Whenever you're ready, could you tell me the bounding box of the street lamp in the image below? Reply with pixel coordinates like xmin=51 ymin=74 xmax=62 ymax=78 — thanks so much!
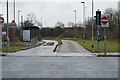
xmin=18 ymin=10 xmax=21 ymax=26
xmin=41 ymin=17 xmax=43 ymax=27
xmin=81 ymin=2 xmax=85 ymax=43
xmin=13 ymin=0 xmax=15 ymax=21
xmin=73 ymin=9 xmax=76 ymax=40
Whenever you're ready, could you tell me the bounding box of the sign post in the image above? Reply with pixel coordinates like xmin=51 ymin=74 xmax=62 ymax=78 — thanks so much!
xmin=101 ymin=16 xmax=109 ymax=55
xmin=96 ymin=9 xmax=101 ymax=53
xmin=10 ymin=20 xmax=16 ymax=49
xmin=0 ymin=17 xmax=4 ymax=52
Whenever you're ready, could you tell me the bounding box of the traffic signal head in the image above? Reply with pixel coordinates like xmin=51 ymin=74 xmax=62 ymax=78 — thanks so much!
xmin=96 ymin=10 xmax=101 ymax=26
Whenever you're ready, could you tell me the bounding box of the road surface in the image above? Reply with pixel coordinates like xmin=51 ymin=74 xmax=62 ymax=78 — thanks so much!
xmin=2 ymin=56 xmax=118 ymax=78
xmin=1 ymin=40 xmax=119 ymax=79
xmin=57 ymin=40 xmax=91 ymax=53
xmin=57 ymin=40 xmax=93 ymax=56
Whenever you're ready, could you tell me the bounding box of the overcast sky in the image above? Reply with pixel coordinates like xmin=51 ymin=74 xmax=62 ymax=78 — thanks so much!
xmin=0 ymin=0 xmax=119 ymax=27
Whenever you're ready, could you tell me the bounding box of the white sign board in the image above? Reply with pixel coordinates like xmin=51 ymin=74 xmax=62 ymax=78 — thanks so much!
xmin=23 ymin=30 xmax=30 ymax=41
xmin=2 ymin=32 xmax=6 ymax=36
xmin=101 ymin=23 xmax=109 ymax=28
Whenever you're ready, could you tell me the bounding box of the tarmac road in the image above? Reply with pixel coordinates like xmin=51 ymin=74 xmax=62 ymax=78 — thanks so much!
xmin=2 ymin=56 xmax=118 ymax=78
xmin=57 ymin=40 xmax=91 ymax=53
xmin=57 ymin=40 xmax=93 ymax=56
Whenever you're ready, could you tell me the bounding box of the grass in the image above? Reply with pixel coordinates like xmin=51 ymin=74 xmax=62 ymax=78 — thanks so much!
xmin=97 ymin=55 xmax=120 ymax=57
xmin=46 ymin=42 xmax=54 ymax=46
xmin=56 ymin=39 xmax=62 ymax=45
xmin=2 ymin=46 xmax=29 ymax=53
xmin=75 ymin=39 xmax=119 ymax=53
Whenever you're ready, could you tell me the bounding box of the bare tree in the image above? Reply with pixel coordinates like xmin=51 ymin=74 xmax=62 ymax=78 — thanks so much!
xmin=37 ymin=22 xmax=43 ymax=28
xmin=67 ymin=22 xmax=74 ymax=27
xmin=26 ymin=13 xmax=38 ymax=25
xmin=76 ymin=22 xmax=82 ymax=27
xmin=55 ymin=21 xmax=65 ymax=28
xmin=102 ymin=8 xmax=118 ymax=40
xmin=23 ymin=20 xmax=34 ymax=27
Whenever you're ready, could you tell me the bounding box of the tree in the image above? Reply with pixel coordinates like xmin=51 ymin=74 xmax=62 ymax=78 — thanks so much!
xmin=55 ymin=21 xmax=65 ymax=28
xmin=76 ymin=22 xmax=82 ymax=27
xmin=27 ymin=13 xmax=37 ymax=24
xmin=103 ymin=8 xmax=118 ymax=40
xmin=37 ymin=22 xmax=43 ymax=28
xmin=67 ymin=22 xmax=74 ymax=27
xmin=54 ymin=27 xmax=63 ymax=37
xmin=23 ymin=13 xmax=43 ymax=27
xmin=23 ymin=20 xmax=33 ymax=27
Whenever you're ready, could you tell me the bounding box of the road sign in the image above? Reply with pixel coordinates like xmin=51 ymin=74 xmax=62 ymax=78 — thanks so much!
xmin=101 ymin=23 xmax=109 ymax=27
xmin=101 ymin=16 xmax=108 ymax=24
xmin=10 ymin=20 xmax=16 ymax=26
xmin=0 ymin=17 xmax=4 ymax=24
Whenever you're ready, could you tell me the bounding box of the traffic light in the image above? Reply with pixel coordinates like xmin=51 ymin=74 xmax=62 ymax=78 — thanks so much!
xmin=96 ymin=10 xmax=101 ymax=26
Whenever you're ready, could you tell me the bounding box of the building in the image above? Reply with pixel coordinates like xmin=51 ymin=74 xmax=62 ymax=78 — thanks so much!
xmin=21 ymin=26 xmax=42 ymax=42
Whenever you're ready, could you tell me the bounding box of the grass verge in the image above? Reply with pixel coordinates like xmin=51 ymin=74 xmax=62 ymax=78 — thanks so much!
xmin=2 ymin=46 xmax=29 ymax=53
xmin=97 ymin=55 xmax=120 ymax=57
xmin=75 ymin=39 xmax=119 ymax=53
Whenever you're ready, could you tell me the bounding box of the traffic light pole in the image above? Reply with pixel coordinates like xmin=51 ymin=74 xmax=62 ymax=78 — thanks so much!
xmin=104 ymin=27 xmax=106 ymax=55
xmin=6 ymin=0 xmax=10 ymax=52
xmin=92 ymin=0 xmax=94 ymax=48
xmin=0 ymin=15 xmax=3 ymax=52
xmin=96 ymin=9 xmax=101 ymax=53
xmin=97 ymin=25 xmax=100 ymax=53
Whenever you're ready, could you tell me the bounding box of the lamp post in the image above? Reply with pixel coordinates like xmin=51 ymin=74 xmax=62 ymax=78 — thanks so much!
xmin=14 ymin=0 xmax=15 ymax=21
xmin=13 ymin=0 xmax=16 ymax=49
xmin=41 ymin=17 xmax=43 ymax=27
xmin=92 ymin=0 xmax=94 ymax=48
xmin=81 ymin=2 xmax=85 ymax=43
xmin=18 ymin=10 xmax=21 ymax=26
xmin=21 ymin=15 xmax=23 ymax=26
xmin=73 ymin=10 xmax=76 ymax=40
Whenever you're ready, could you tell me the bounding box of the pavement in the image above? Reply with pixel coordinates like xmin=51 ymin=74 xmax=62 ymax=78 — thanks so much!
xmin=6 ymin=40 xmax=94 ymax=57
xmin=7 ymin=40 xmax=58 ymax=57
